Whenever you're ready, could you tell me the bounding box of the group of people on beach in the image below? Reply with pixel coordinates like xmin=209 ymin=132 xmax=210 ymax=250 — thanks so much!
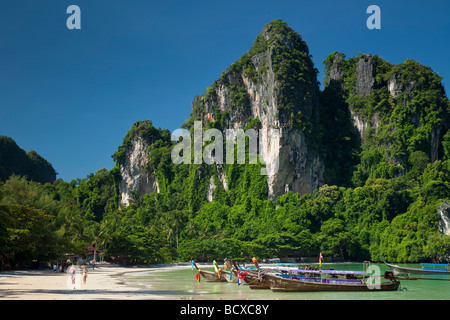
xmin=69 ymin=263 xmax=87 ymax=284
xmin=69 ymin=264 xmax=89 ymax=285
xmin=53 ymin=261 xmax=93 ymax=288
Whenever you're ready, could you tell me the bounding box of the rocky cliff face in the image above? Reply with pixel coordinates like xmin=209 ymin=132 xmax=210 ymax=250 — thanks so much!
xmin=117 ymin=136 xmax=159 ymax=206
xmin=324 ymin=52 xmax=449 ymax=168
xmin=114 ymin=120 xmax=162 ymax=207
xmin=190 ymin=20 xmax=324 ymax=200
xmin=438 ymin=200 xmax=450 ymax=236
xmin=325 ymin=53 xmax=381 ymax=143
xmin=116 ymin=21 xmax=449 ymax=207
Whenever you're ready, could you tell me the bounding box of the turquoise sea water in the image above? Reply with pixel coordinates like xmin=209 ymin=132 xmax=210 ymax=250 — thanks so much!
xmin=122 ymin=263 xmax=450 ymax=300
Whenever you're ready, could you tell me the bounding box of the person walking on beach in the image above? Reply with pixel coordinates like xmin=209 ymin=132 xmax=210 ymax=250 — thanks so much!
xmin=70 ymin=264 xmax=76 ymax=285
xmin=82 ymin=266 xmax=88 ymax=284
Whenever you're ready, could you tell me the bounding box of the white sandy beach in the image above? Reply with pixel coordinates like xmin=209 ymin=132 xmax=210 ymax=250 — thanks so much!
xmin=0 ymin=264 xmax=187 ymax=300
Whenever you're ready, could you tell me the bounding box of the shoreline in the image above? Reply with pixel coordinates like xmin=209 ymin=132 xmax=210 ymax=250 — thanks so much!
xmin=0 ymin=264 xmax=191 ymax=300
xmin=0 ymin=261 xmax=374 ymax=301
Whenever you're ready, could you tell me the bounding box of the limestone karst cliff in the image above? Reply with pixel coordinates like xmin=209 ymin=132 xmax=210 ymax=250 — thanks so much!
xmin=438 ymin=200 xmax=450 ymax=236
xmin=188 ymin=20 xmax=325 ymax=201
xmin=114 ymin=20 xmax=449 ymax=207
xmin=323 ymin=51 xmax=449 ymax=185
xmin=116 ymin=21 xmax=327 ymax=205
xmin=113 ymin=120 xmax=163 ymax=206
xmin=117 ymin=135 xmax=159 ymax=206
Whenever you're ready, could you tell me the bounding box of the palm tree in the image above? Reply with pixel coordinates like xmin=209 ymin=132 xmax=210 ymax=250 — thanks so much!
xmin=184 ymin=219 xmax=197 ymax=238
xmin=85 ymin=221 xmax=100 ymax=262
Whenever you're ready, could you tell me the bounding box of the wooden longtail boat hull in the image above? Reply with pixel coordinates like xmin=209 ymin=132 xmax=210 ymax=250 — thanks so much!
xmin=192 ymin=261 xmax=227 ymax=282
xmin=249 ymin=284 xmax=271 ymax=290
xmin=387 ymin=265 xmax=450 ymax=275
xmin=242 ymin=272 xmax=260 ymax=285
xmin=231 ymin=267 xmax=271 ymax=288
xmin=242 ymin=272 xmax=270 ymax=289
xmin=220 ymin=270 xmax=238 ymax=283
xmin=382 ymin=258 xmax=450 ymax=276
xmin=263 ymin=274 xmax=400 ymax=292
xmin=200 ymin=270 xmax=228 ymax=282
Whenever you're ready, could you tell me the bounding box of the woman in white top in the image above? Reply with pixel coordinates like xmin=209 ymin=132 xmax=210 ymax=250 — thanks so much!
xmin=82 ymin=266 xmax=88 ymax=284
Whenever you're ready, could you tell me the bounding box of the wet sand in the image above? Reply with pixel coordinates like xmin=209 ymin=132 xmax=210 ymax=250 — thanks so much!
xmin=0 ymin=264 xmax=188 ymax=300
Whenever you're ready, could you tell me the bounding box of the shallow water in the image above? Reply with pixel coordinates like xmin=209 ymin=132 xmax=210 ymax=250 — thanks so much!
xmin=122 ymin=263 xmax=450 ymax=300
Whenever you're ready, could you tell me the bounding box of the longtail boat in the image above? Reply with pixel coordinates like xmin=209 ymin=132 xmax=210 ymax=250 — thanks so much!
xmin=263 ymin=270 xmax=400 ymax=292
xmin=382 ymin=257 xmax=450 ymax=276
xmin=192 ymin=261 xmax=227 ymax=282
xmin=262 ymin=269 xmax=400 ymax=292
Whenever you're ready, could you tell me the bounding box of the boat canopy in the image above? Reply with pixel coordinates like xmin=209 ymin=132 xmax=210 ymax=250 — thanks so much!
xmin=292 ymin=269 xmax=366 ymax=275
xmin=240 ymin=265 xmax=366 ymax=275
xmin=268 ymin=258 xmax=281 ymax=262
xmin=420 ymin=263 xmax=448 ymax=272
xmin=263 ymin=266 xmax=365 ymax=275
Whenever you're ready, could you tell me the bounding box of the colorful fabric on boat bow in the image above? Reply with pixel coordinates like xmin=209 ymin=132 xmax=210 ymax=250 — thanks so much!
xmin=237 ymin=270 xmax=247 ymax=286
xmin=195 ymin=270 xmax=201 ymax=282
xmin=224 ymin=258 xmax=230 ymax=270
xmin=213 ymin=260 xmax=221 ymax=279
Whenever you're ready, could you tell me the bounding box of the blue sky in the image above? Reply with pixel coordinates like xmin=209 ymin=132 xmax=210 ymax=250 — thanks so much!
xmin=0 ymin=0 xmax=449 ymax=182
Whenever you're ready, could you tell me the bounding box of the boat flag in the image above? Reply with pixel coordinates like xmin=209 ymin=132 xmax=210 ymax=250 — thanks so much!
xmin=237 ymin=270 xmax=247 ymax=286
xmin=191 ymin=260 xmax=195 ymax=270
xmin=195 ymin=270 xmax=201 ymax=282
xmin=319 ymin=252 xmax=324 ymax=267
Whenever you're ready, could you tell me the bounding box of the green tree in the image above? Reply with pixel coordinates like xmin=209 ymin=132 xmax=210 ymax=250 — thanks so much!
xmin=317 ymin=218 xmax=359 ymax=260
